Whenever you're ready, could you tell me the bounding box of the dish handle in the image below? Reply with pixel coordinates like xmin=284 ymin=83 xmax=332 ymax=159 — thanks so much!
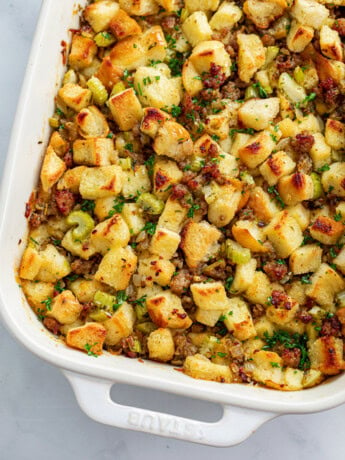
xmin=63 ymin=370 xmax=277 ymax=447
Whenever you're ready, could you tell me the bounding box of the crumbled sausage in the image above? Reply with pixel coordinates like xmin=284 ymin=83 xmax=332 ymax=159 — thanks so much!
xmin=55 ymin=189 xmax=76 ymax=216
xmin=263 ymin=261 xmax=288 ymax=281
xmin=281 ymin=348 xmax=301 ymax=368
xmin=43 ymin=317 xmax=61 ymax=335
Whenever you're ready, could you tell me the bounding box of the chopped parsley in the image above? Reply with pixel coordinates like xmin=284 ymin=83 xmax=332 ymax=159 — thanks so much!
xmin=262 ymin=330 xmax=310 ymax=370
xmin=54 ymin=281 xmax=65 ymax=293
xmin=229 ymin=128 xmax=255 ymax=137
xmin=225 ymin=276 xmax=234 ymax=290
xmin=113 ymin=291 xmax=128 ymax=311
xmin=81 ymin=200 xmax=95 ymax=213
xmin=131 ymin=295 xmax=147 ymax=307
xmin=267 ymin=186 xmax=285 ymax=209
xmin=108 ymin=196 xmax=125 ymax=217
xmin=301 ymin=274 xmax=312 ymax=285
xmin=252 ymin=82 xmax=268 ymax=98
xmin=334 ymin=213 xmax=342 ymax=222
xmin=144 ymin=155 xmax=155 ymax=177
xmin=84 ymin=343 xmax=99 ymax=358
xmin=187 ymin=200 xmax=201 ymax=218
xmin=141 ymin=221 xmax=157 ymax=235
xmin=41 ymin=297 xmax=53 ymax=311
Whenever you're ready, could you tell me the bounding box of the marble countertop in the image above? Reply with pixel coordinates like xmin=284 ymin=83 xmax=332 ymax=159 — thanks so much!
xmin=0 ymin=1 xmax=344 ymax=459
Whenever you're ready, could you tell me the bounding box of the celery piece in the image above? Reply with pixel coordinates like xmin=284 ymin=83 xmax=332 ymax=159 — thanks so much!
xmin=278 ymin=72 xmax=306 ymax=104
xmin=49 ymin=117 xmax=60 ymax=128
xmin=137 ymin=193 xmax=164 ymax=215
xmin=202 ymin=259 xmax=226 ymax=277
xmin=180 ymin=7 xmax=189 ymax=22
xmin=63 ymin=69 xmax=77 ymax=85
xmin=190 ymin=156 xmax=205 ymax=172
xmin=67 ymin=210 xmax=95 ymax=241
xmin=245 ymin=86 xmax=259 ymax=100
xmin=311 ymin=172 xmax=323 ymax=199
xmin=225 ymin=239 xmax=251 ymax=264
xmin=264 ymin=46 xmax=279 ymax=69
xmin=119 ymin=157 xmax=132 ymax=171
xmin=94 ymin=291 xmax=116 ymax=310
xmin=111 ymin=81 xmax=126 ymax=96
xmin=89 ymin=309 xmax=111 ymax=322
xmin=135 ymin=303 xmax=149 ymax=323
xmin=87 ymin=76 xmax=108 ymax=106
xmin=136 ymin=322 xmax=157 ymax=334
xmin=94 ymin=31 xmax=116 ymax=47
xmin=293 ymin=66 xmax=305 ymax=86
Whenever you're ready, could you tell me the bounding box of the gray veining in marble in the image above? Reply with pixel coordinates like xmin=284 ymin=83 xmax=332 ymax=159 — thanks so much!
xmin=0 ymin=2 xmax=344 ymax=459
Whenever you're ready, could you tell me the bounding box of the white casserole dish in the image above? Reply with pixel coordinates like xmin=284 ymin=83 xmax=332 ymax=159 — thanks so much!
xmin=1 ymin=0 xmax=345 ymax=447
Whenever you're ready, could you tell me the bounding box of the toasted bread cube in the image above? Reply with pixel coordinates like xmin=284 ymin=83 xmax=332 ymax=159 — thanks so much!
xmin=140 ymin=107 xmax=172 ymax=138
xmin=147 ymin=328 xmax=175 ymax=362
xmin=103 ymin=302 xmax=136 ymax=346
xmin=195 ymin=308 xmax=223 ymax=327
xmin=217 ymin=152 xmax=239 ymax=178
xmin=46 ymin=290 xmax=82 ymax=325
xmin=189 ymin=40 xmax=231 ymax=76
xmin=321 ymin=162 xmax=345 ymax=198
xmin=108 ymin=89 xmax=143 ymax=131
xmin=315 ymin=52 xmax=345 ymax=85
xmin=146 ymin=291 xmax=192 ymax=329
xmin=283 ymin=368 xmax=304 ymax=391
xmin=309 ymin=133 xmax=331 ymax=170
xmin=237 ymin=33 xmax=265 ymax=83
xmin=61 ymin=230 xmax=97 ymax=260
xmin=306 ymin=263 xmax=345 ymax=308
xmin=251 ymin=350 xmax=284 ymax=388
xmin=185 ymin=0 xmax=220 ymax=12
xmin=119 ymin=0 xmax=159 ymax=15
xmin=95 ymin=246 xmax=137 ymax=289
xmin=325 ymin=119 xmax=345 ymax=150
xmin=238 ymin=130 xmax=276 ymax=168
xmin=259 ymin=151 xmax=296 ymax=186
xmin=68 ymin=35 xmax=97 ymax=70
xmin=266 ymin=295 xmax=299 ymax=325
xmin=58 ymin=83 xmax=91 ymax=112
xmin=90 ymin=214 xmax=130 ymax=254
xmin=309 ymin=216 xmax=344 ymax=245
xmin=153 ymin=159 xmax=183 ymax=201
xmin=223 ymin=297 xmax=256 ymax=340
xmin=181 ymin=220 xmax=221 ymax=268
xmin=184 ymin=354 xmax=232 ymax=383
xmin=210 ymin=2 xmax=242 ymax=30
xmin=248 ymin=187 xmax=279 ymax=222
xmin=191 ymin=282 xmax=228 ymax=311
xmin=334 ymin=247 xmax=345 ymax=275
xmin=289 ymin=244 xmax=322 ymax=275
xmin=244 ymin=271 xmax=272 ymax=305
xmin=19 ymin=247 xmax=43 ymax=280
xmin=278 ymin=172 xmax=314 ymax=206
xmin=158 ymin=197 xmax=188 ymax=233
xmin=66 ymin=322 xmax=107 ymax=355
xmin=40 ymin=146 xmax=66 ymax=192
xmin=182 ymin=12 xmax=212 ymax=47
xmin=95 ymin=57 xmax=123 ymax=91
xmin=287 ymin=21 xmax=314 ymax=53
xmin=138 ymin=256 xmax=175 ymax=287
xmin=79 ymin=165 xmax=124 ymax=200
xmin=232 ymin=220 xmax=269 ymax=253
xmin=320 ymin=25 xmax=343 ymax=61
xmin=204 ymin=107 xmax=233 ymax=141
xmin=265 ymin=211 xmax=303 ymax=258
xmin=243 ymin=0 xmax=287 ymax=29
xmin=290 ymin=0 xmax=329 ymax=29
xmin=37 ymin=244 xmax=71 ymax=282
xmin=302 ymin=369 xmax=324 ymax=389
xmin=336 ymin=202 xmax=345 ymax=220
xmin=122 ymin=165 xmax=151 ymax=199
xmin=48 ymin=131 xmax=69 ymax=157
xmin=73 ymin=138 xmax=113 ymax=166
xmin=254 ymin=316 xmax=276 ymax=339
xmin=155 ymin=0 xmax=179 ymax=11
xmin=76 ymin=105 xmax=109 ymax=139
xmin=69 ymin=278 xmax=106 ymax=303
xmin=238 ymin=98 xmax=280 ymax=131
xmin=204 ymin=182 xmax=242 ymax=227
xmin=150 ymin=228 xmax=181 ymax=259
xmin=287 ymin=203 xmax=310 ymax=231
xmin=310 ymin=336 xmax=345 ymax=375
xmin=84 ymin=1 xmax=119 ymax=32
xmin=231 ymin=258 xmax=257 ymax=294
xmin=182 ymin=60 xmax=203 ymax=96
xmin=122 ymin=203 xmax=145 ymax=236
xmin=153 ymin=121 xmax=193 ymax=162
xmin=21 ymin=280 xmax=55 ymax=313
xmin=57 ymin=166 xmax=87 ymax=193
xmin=109 ymin=8 xmax=141 ymax=39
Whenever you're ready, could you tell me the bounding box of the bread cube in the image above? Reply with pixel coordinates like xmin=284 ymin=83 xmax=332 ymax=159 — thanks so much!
xmin=238 ymin=98 xmax=280 ymax=131
xmin=310 ymin=216 xmax=344 ymax=245
xmin=73 ymin=138 xmax=113 ymax=166
xmin=306 ymin=263 xmax=345 ymax=308
xmin=265 ymin=211 xmax=303 ymax=257
xmin=153 ymin=159 xmax=183 ymax=201
xmin=108 ymin=88 xmax=143 ymax=131
xmin=238 ymin=130 xmax=276 ymax=168
xmin=68 ymin=35 xmax=97 ymax=70
xmin=287 ymin=203 xmax=310 ymax=231
xmin=90 ymin=215 xmax=130 ymax=254
xmin=138 ymin=256 xmax=175 ymax=286
xmin=302 ymin=369 xmax=324 ymax=389
xmin=232 ymin=220 xmax=269 ymax=253
xmin=69 ymin=278 xmax=106 ymax=303
xmin=248 ymin=187 xmax=279 ymax=222
xmin=195 ymin=308 xmax=223 ymax=327
xmin=95 ymin=57 xmax=123 ymax=91
xmin=244 ymin=271 xmax=272 ymax=305
xmin=122 ymin=203 xmax=145 ymax=236
xmin=254 ymin=316 xmax=276 ymax=339
xmin=321 ymin=162 xmax=345 ymax=198
xmin=140 ymin=107 xmax=172 ymax=138
xmin=122 ymin=165 xmax=151 ymax=199
xmin=37 ymin=244 xmax=71 ymax=282
xmin=79 ymin=165 xmax=124 ymax=200
xmin=315 ymin=52 xmax=345 ymax=85
xmin=191 ymin=282 xmax=228 ymax=311
xmin=66 ymin=322 xmax=107 ymax=355
xmin=94 ymin=196 xmax=120 ymax=219
xmin=76 ymin=105 xmax=109 ymax=139
xmin=334 ymin=247 xmax=345 ymax=275
xmin=223 ymin=297 xmax=256 ymax=340
xmin=182 ymin=12 xmax=212 ymax=47
xmin=153 ymin=121 xmax=193 ymax=162
xmin=146 ymin=291 xmax=192 ymax=329
xmin=204 ymin=107 xmax=233 ymax=140
xmin=119 ymin=0 xmax=159 ymax=15
xmin=182 ymin=60 xmax=203 ymax=96
xmin=289 ymin=244 xmax=322 ymax=275
xmin=183 ymin=354 xmax=232 ymax=383
xmin=48 ymin=131 xmax=69 ymax=157
xmin=320 ymin=25 xmax=343 ymax=61
xmin=103 ymin=302 xmax=136 ymax=346
xmin=209 ymin=2 xmax=242 ymax=30
xmin=40 ymin=146 xmax=66 ymax=193
xmin=310 ymin=133 xmax=331 ymax=170
xmin=46 ymin=290 xmax=82 ymax=325
xmin=57 ymin=166 xmax=87 ymax=193
xmin=58 ymin=83 xmax=91 ymax=112
xmin=109 ymin=8 xmax=141 ymax=39
xmin=290 ymin=0 xmax=329 ymax=29
xmin=189 ymin=41 xmax=231 ymax=77
xmin=310 ymin=336 xmax=345 ymax=375
xmin=84 ymin=1 xmax=119 ymax=32
xmin=150 ymin=228 xmax=181 ymax=259
xmin=21 ymin=280 xmax=55 ymax=313
xmin=287 ymin=21 xmax=314 ymax=53
xmin=95 ymin=246 xmax=137 ymax=289
xmin=278 ymin=172 xmax=314 ymax=206
xmin=61 ymin=230 xmax=97 ymax=260
xmin=251 ymin=350 xmax=284 ymax=388
xmin=237 ymin=34 xmax=265 ymax=83
xmin=266 ymin=294 xmax=299 ymax=325
xmin=325 ymin=119 xmax=345 ymax=150
xmin=19 ymin=247 xmax=43 ymax=280
xmin=184 ymin=0 xmax=220 ymax=12
xmin=204 ymin=182 xmax=242 ymax=227
xmin=259 ymin=151 xmax=296 ymax=186
xmin=231 ymin=258 xmax=257 ymax=294
xmin=181 ymin=220 xmax=221 ymax=268
xmin=147 ymin=328 xmax=175 ymax=362
xmin=243 ymin=0 xmax=287 ymax=29
xmin=158 ymin=197 xmax=188 ymax=233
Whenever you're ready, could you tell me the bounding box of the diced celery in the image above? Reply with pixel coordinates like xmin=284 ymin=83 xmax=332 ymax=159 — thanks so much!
xmin=135 ymin=303 xmax=149 ymax=323
xmin=202 ymin=259 xmax=226 ymax=276
xmin=278 ymin=72 xmax=306 ymax=104
xmin=180 ymin=7 xmax=189 ymax=22
xmin=49 ymin=117 xmax=60 ymax=128
xmin=264 ymin=46 xmax=279 ymax=69
xmin=311 ymin=172 xmax=323 ymax=199
xmin=87 ymin=76 xmax=108 ymax=105
xmin=293 ymin=66 xmax=305 ymax=86
xmin=245 ymin=86 xmax=259 ymax=100
xmin=190 ymin=156 xmax=205 ymax=172
xmin=119 ymin=157 xmax=132 ymax=171
xmin=94 ymin=31 xmax=116 ymax=47
xmin=94 ymin=291 xmax=116 ymax=309
xmin=240 ymin=171 xmax=255 ymax=185
xmin=137 ymin=193 xmax=164 ymax=215
xmin=67 ymin=211 xmax=95 ymax=241
xmin=89 ymin=309 xmax=111 ymax=322
xmin=136 ymin=322 xmax=157 ymax=334
xmin=63 ymin=69 xmax=77 ymax=85
xmin=225 ymin=239 xmax=251 ymax=264
xmin=111 ymin=81 xmax=126 ymax=96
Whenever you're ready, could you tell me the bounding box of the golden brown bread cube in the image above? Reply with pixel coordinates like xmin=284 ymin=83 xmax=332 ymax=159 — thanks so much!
xmin=204 ymin=182 xmax=242 ymax=227
xmin=278 ymin=172 xmax=314 ymax=206
xmin=121 ymin=165 xmax=151 ymax=199
xmin=265 ymin=210 xmax=303 ymax=258
xmin=181 ymin=12 xmax=212 ymax=47
xmin=238 ymin=130 xmax=276 ymax=169
xmin=76 ymin=106 xmax=110 ymax=138
xmin=259 ymin=151 xmax=296 ymax=186
xmin=320 ymin=25 xmax=343 ymax=61
xmin=309 ymin=133 xmax=331 ymax=171
xmin=108 ymin=88 xmax=143 ymax=131
xmin=189 ymin=40 xmax=231 ymax=77
xmin=309 ymin=215 xmax=344 ymax=245
xmin=231 ymin=258 xmax=257 ymax=293
xmin=146 ymin=291 xmax=192 ymax=329
xmin=69 ymin=278 xmax=107 ymax=303
xmin=244 ymin=271 xmax=272 ymax=305
xmin=57 ymin=166 xmax=87 ymax=193
xmin=289 ymin=244 xmax=322 ymax=275
xmin=19 ymin=247 xmax=43 ymax=280
xmin=286 ymin=21 xmax=314 ymax=53
xmin=21 ymin=281 xmax=55 ymax=314
xmin=266 ymin=295 xmax=299 ymax=325
xmin=58 ymin=83 xmax=92 ymax=112
xmin=153 ymin=121 xmax=193 ymax=162
xmin=138 ymin=256 xmax=175 ymax=287
xmin=305 ymin=263 xmax=345 ymax=308
xmin=66 ymin=322 xmax=107 ymax=355
xmin=153 ymin=159 xmax=183 ymax=201
xmin=325 ymin=119 xmax=345 ymax=150
xmin=103 ymin=302 xmax=136 ymax=346
xmin=140 ymin=107 xmax=172 ymax=138
xmin=95 ymin=57 xmax=123 ymax=91
xmin=95 ymin=246 xmax=137 ymax=290
xmin=185 ymin=0 xmax=220 ymax=12
xmin=119 ymin=0 xmax=159 ymax=15
xmin=68 ymin=35 xmax=98 ymax=70
xmin=209 ymin=2 xmax=242 ymax=30
xmin=84 ymin=1 xmax=120 ymax=32
xmin=147 ymin=328 xmax=175 ymax=362
xmin=149 ymin=227 xmax=181 ymax=259
xmin=223 ymin=297 xmax=256 ymax=340
xmin=90 ymin=214 xmax=130 ymax=254
xmin=287 ymin=203 xmax=311 ymax=231
xmin=40 ymin=146 xmax=66 ymax=192
xmin=79 ymin=165 xmax=124 ymax=200
xmin=321 ymin=162 xmax=345 ymax=198
xmin=191 ymin=282 xmax=228 ymax=311
xmin=36 ymin=244 xmax=71 ymax=283
xmin=73 ymin=138 xmax=113 ymax=166
xmin=46 ymin=290 xmax=83 ymax=325
xmin=237 ymin=33 xmax=265 ymax=83
xmin=248 ymin=187 xmax=279 ymax=223
xmin=184 ymin=354 xmax=232 ymax=383
xmin=48 ymin=131 xmax=69 ymax=157
xmin=182 ymin=60 xmax=203 ymax=96
xmin=195 ymin=308 xmax=223 ymax=327
xmin=61 ymin=230 xmax=97 ymax=260
xmin=238 ymin=98 xmax=280 ymax=131
xmin=109 ymin=8 xmax=142 ymax=39
xmin=309 ymin=336 xmax=345 ymax=375
xmin=290 ymin=0 xmax=329 ymax=29
xmin=232 ymin=220 xmax=269 ymax=253
xmin=243 ymin=0 xmax=287 ymax=29
xmin=157 ymin=196 xmax=188 ymax=233
xmin=334 ymin=247 xmax=345 ymax=275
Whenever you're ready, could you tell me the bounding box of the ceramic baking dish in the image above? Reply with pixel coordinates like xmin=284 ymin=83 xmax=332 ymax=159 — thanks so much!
xmin=1 ymin=0 xmax=345 ymax=447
